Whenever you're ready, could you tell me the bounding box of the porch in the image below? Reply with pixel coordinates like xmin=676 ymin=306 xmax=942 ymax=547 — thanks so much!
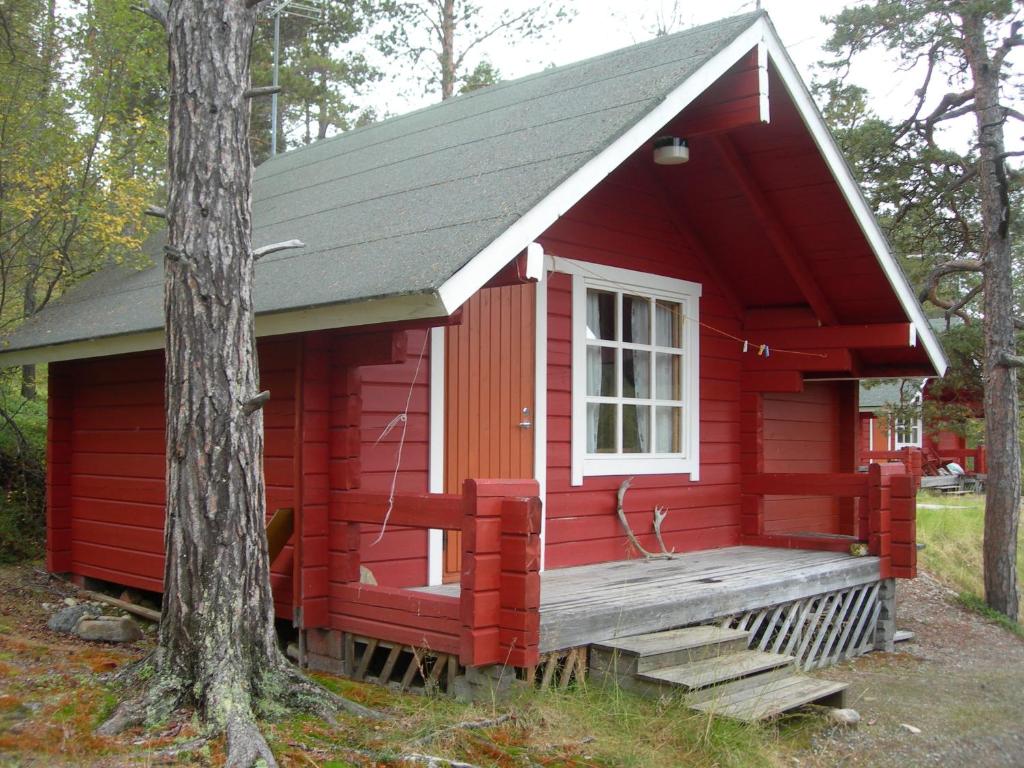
xmin=424 ymin=545 xmax=881 ymax=653
xmin=321 ymin=467 xmax=914 ymax=672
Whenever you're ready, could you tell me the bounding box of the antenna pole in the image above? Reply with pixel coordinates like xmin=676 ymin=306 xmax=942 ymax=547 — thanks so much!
xmin=271 ymin=11 xmax=280 ymax=157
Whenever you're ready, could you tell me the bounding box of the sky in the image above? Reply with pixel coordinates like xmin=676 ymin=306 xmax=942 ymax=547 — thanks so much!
xmin=355 ymin=0 xmax=1021 ymax=157
xmin=375 ymin=1 xmax=913 ymax=118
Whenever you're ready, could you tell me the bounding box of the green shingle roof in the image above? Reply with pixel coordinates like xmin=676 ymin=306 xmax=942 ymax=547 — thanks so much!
xmin=0 ymin=12 xmax=762 ymax=359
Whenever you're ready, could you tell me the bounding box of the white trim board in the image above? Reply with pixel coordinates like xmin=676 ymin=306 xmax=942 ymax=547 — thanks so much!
xmin=533 ymin=267 xmax=549 ymax=571
xmin=427 ymin=325 xmax=446 ymax=586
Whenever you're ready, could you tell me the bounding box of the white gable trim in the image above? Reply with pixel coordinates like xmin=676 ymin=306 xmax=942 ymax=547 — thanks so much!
xmin=760 ymin=29 xmax=947 ymax=376
xmin=436 ymin=15 xmax=946 ymax=377
xmin=436 ymin=21 xmax=767 ymax=315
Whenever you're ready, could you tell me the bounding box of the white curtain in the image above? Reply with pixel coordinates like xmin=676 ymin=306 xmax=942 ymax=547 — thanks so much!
xmin=656 ymin=301 xmax=675 ymax=347
xmin=586 ymin=291 xmax=601 ymax=452
xmin=630 ymin=299 xmax=649 ymax=452
xmin=656 ymin=407 xmax=674 ymax=453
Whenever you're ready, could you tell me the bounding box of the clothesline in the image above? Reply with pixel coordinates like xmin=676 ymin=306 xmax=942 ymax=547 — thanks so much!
xmin=564 ymin=258 xmax=829 ymax=360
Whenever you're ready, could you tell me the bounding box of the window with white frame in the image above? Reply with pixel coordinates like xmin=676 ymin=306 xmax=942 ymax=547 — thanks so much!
xmin=563 ymin=259 xmax=701 ymax=485
xmin=893 ymin=416 xmax=921 ymax=448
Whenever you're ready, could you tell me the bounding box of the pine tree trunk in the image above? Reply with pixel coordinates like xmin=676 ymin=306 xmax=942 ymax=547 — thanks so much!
xmin=963 ymin=11 xmax=1021 ymax=621
xmin=440 ymin=0 xmax=455 ymax=99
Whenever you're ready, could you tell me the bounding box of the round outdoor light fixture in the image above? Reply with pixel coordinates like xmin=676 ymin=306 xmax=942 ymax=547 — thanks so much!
xmin=653 ymin=136 xmax=689 ymax=165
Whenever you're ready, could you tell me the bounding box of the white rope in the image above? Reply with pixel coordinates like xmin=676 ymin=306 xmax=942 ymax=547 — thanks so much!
xmin=371 ymin=333 xmax=429 ymax=546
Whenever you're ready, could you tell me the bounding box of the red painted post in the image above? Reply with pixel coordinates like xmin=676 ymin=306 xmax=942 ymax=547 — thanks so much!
xmin=459 ymin=479 xmax=503 ymax=666
xmin=889 ymin=474 xmax=917 ymax=579
xmin=299 ymin=332 xmax=331 ymax=628
xmin=975 ymin=444 xmax=987 ymax=474
xmin=459 ymin=478 xmax=540 ymax=668
xmin=499 ymin=494 xmax=542 ymax=668
xmin=866 ymin=463 xmax=892 ymax=579
xmin=46 ymin=362 xmax=74 ymax=573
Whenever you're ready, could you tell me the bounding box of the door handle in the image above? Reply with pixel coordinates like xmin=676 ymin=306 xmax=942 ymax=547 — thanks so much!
xmin=518 ymin=407 xmax=533 ymax=429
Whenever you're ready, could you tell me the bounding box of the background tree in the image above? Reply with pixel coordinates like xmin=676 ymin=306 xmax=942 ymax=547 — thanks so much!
xmin=250 ymin=2 xmax=382 ymax=163
xmin=96 ymin=3 xmax=374 ymax=766
xmin=823 ymin=0 xmax=1023 ymax=618
xmin=379 ymin=0 xmax=573 ymax=100
xmin=0 ymin=0 xmax=165 ymax=397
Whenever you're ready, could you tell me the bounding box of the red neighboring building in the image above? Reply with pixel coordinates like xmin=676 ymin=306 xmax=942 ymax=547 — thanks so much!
xmin=1 ymin=13 xmax=945 ymax=688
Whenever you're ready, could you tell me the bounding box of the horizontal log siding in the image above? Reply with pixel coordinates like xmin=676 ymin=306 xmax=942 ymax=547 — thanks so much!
xmin=65 ymin=339 xmax=299 ymax=617
xmin=539 ymin=157 xmax=743 ymax=569
xmin=347 ymin=328 xmax=431 ymax=587
xmin=762 ymin=382 xmax=840 ymax=535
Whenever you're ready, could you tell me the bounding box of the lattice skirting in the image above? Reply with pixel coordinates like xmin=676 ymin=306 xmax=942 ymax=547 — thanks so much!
xmin=718 ymin=580 xmax=882 ymax=670
xmin=520 ymin=647 xmax=588 ymax=690
xmin=343 ymin=635 xmax=461 ymax=694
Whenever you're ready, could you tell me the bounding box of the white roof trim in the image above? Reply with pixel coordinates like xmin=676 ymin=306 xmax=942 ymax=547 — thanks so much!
xmin=436 ymin=21 xmax=767 ymax=315
xmin=0 ymin=291 xmax=447 ymax=367
xmin=760 ymin=27 xmax=947 ymax=376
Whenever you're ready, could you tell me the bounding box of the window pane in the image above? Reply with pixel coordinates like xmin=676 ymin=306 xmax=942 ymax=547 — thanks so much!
xmin=622 ymin=404 xmax=650 ymax=453
xmin=586 ymin=289 xmax=616 ymax=341
xmin=656 ymin=406 xmax=682 ymax=453
xmin=587 ymin=346 xmax=617 ymax=396
xmin=656 ymin=300 xmax=682 ymax=348
xmin=622 ymin=294 xmax=650 ymax=344
xmin=587 ymin=403 xmax=617 ymax=453
xmin=622 ymin=349 xmax=650 ymax=398
xmin=656 ymin=353 xmax=682 ymax=400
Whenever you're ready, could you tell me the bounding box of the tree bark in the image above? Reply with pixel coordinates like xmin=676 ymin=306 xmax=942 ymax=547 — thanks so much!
xmin=97 ymin=2 xmax=381 ymax=765
xmin=962 ymin=10 xmax=1020 ymax=621
xmin=440 ymin=0 xmax=455 ymax=100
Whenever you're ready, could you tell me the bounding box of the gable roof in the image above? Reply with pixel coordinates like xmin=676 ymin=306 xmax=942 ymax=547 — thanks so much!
xmin=0 ymin=11 xmax=947 ymax=376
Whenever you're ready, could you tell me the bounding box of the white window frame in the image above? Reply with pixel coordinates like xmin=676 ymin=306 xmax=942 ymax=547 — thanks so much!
xmin=892 ymin=415 xmax=922 ymax=449
xmin=554 ymin=257 xmax=701 ymax=486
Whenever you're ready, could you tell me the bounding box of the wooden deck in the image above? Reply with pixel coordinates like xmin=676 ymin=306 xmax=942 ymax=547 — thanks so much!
xmin=423 ymin=546 xmax=880 ymax=652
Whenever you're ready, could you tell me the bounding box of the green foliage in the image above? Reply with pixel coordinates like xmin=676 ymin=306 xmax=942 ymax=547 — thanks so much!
xmin=0 ymin=0 xmax=166 ymax=336
xmin=250 ymin=3 xmax=383 ymax=163
xmin=0 ymin=371 xmax=46 ymax=563
xmin=459 ymin=58 xmax=500 ymax=94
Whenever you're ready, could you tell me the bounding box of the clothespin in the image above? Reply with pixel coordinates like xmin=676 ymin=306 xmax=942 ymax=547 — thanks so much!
xmin=742 ymin=340 xmax=749 ymax=353
xmin=765 ymin=345 xmax=770 ymax=358
xmin=758 ymin=344 xmax=766 ymax=356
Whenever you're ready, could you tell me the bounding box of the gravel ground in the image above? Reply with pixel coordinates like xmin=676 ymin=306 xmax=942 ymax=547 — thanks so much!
xmin=797 ymin=571 xmax=1024 ymax=768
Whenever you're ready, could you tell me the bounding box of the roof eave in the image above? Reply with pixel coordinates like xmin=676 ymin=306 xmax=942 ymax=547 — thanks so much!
xmin=760 ymin=24 xmax=948 ymax=378
xmin=0 ymin=290 xmax=448 ymax=367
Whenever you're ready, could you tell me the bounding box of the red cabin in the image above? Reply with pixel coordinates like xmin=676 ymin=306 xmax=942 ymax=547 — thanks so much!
xmin=1 ymin=13 xmax=945 ymax=701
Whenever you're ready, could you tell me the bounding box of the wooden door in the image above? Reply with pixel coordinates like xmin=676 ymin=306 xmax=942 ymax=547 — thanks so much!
xmin=443 ymin=283 xmax=536 ymax=582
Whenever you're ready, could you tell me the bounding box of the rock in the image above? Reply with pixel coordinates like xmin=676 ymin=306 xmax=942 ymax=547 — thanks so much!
xmin=74 ymin=615 xmax=143 ymax=643
xmin=62 ymin=597 xmax=77 ymax=607
xmin=901 ymin=723 xmax=922 ymax=735
xmin=828 ymin=708 xmax=861 ymax=727
xmin=47 ymin=604 xmax=99 ymax=634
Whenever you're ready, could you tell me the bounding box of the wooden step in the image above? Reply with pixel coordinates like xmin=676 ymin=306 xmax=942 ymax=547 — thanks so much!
xmin=691 ymin=675 xmax=848 ymax=722
xmin=638 ymin=650 xmax=795 ymax=690
xmin=592 ymin=625 xmax=749 ymax=673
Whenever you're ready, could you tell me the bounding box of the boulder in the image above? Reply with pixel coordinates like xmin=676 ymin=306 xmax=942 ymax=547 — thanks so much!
xmin=47 ymin=604 xmax=99 ymax=634
xmin=74 ymin=615 xmax=143 ymax=643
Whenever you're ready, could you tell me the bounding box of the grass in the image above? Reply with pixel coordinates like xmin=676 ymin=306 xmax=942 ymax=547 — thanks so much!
xmin=264 ymin=673 xmax=809 ymax=768
xmin=917 ymin=490 xmax=1024 ymax=624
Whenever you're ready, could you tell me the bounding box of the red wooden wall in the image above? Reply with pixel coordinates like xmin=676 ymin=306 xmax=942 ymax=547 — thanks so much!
xmin=761 ymin=383 xmax=841 ymax=534
xmin=351 ymin=328 xmax=431 ymax=586
xmin=539 ymin=155 xmax=745 ymax=569
xmin=51 ymin=338 xmax=299 ymax=618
